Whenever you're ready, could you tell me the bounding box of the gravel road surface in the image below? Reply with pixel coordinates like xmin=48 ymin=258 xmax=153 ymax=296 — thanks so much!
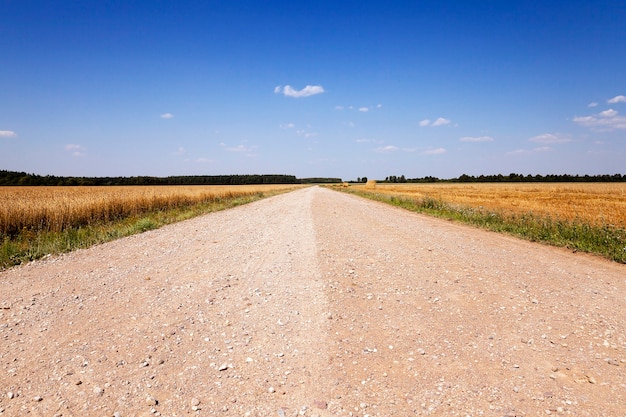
xmin=1 ymin=186 xmax=625 ymax=416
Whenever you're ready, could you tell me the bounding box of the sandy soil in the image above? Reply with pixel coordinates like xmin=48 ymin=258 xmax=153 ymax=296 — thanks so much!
xmin=1 ymin=186 xmax=625 ymax=416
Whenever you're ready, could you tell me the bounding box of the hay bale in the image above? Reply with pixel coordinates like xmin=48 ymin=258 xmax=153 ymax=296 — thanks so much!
xmin=365 ymin=180 xmax=377 ymax=189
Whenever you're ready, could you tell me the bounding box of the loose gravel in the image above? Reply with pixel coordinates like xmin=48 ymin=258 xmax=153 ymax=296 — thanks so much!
xmin=1 ymin=186 xmax=624 ymax=416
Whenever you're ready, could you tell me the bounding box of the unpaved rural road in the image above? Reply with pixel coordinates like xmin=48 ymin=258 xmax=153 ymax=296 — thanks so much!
xmin=1 ymin=187 xmax=625 ymax=417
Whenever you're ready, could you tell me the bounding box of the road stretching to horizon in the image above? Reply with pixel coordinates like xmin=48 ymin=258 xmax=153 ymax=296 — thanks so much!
xmin=1 ymin=186 xmax=625 ymax=416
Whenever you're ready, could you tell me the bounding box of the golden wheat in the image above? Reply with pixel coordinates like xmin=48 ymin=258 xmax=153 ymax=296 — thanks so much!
xmin=352 ymin=183 xmax=626 ymax=228
xmin=0 ymin=185 xmax=302 ymax=236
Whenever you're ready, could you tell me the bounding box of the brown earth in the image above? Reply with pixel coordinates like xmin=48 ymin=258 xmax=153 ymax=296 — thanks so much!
xmin=1 ymin=186 xmax=625 ymax=416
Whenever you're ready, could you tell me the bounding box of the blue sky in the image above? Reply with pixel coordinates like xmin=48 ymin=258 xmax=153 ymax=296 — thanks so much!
xmin=1 ymin=1 xmax=625 ymax=180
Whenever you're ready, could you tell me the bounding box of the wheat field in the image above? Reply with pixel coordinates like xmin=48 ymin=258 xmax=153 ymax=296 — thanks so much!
xmin=0 ymin=184 xmax=302 ymax=237
xmin=350 ymin=182 xmax=626 ymax=229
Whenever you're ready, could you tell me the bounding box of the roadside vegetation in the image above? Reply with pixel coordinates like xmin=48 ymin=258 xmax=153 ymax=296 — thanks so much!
xmin=332 ymin=182 xmax=626 ymax=264
xmin=0 ymin=185 xmax=303 ymax=270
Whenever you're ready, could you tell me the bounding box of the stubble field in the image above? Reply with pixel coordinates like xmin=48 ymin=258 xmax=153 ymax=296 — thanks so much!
xmin=341 ymin=182 xmax=626 ymax=263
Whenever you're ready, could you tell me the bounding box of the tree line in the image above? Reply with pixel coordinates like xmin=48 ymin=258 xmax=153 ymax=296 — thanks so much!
xmin=0 ymin=171 xmax=310 ymax=186
xmin=382 ymin=173 xmax=625 ymax=183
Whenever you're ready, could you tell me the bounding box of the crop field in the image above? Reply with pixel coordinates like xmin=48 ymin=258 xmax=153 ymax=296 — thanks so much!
xmin=350 ymin=182 xmax=626 ymax=228
xmin=0 ymin=184 xmax=302 ymax=237
xmin=341 ymin=182 xmax=626 ymax=263
xmin=0 ymin=184 xmax=303 ymax=269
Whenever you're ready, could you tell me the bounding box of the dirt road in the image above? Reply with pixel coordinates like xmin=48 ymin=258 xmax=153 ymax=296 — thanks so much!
xmin=1 ymin=186 xmax=625 ymax=416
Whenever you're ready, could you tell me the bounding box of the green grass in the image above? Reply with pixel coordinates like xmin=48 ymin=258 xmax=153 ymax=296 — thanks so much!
xmin=338 ymin=188 xmax=626 ymax=264
xmin=0 ymin=191 xmax=280 ymax=271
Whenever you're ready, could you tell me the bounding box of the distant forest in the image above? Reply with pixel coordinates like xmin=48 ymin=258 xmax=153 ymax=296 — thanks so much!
xmin=0 ymin=171 xmax=306 ymax=186
xmin=381 ymin=173 xmax=626 ymax=183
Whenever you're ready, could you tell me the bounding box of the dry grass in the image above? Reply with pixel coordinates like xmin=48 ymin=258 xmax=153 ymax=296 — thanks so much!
xmin=0 ymin=185 xmax=302 ymax=237
xmin=350 ymin=182 xmax=626 ymax=229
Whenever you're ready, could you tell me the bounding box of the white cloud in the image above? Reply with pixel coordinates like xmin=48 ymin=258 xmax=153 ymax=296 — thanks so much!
xmin=0 ymin=130 xmax=17 ymax=138
xmin=573 ymin=108 xmax=626 ymax=131
xmin=432 ymin=117 xmax=451 ymax=127
xmin=279 ymin=123 xmax=295 ymax=129
xmin=173 ymin=147 xmax=186 ymax=155
xmin=460 ymin=136 xmax=494 ymax=142
xmin=588 ymin=102 xmax=598 ymax=108
xmin=421 ymin=147 xmax=446 ymax=155
xmin=220 ymin=142 xmax=257 ymax=154
xmin=599 ymin=109 xmax=618 ymax=117
xmin=275 ymin=85 xmax=325 ymax=98
xmin=195 ymin=157 xmax=212 ymax=163
xmin=337 ymin=104 xmax=382 ymax=113
xmin=506 ymin=147 xmax=551 ymax=156
xmin=375 ymin=145 xmax=399 ymax=153
xmin=160 ymin=113 xmax=174 ymax=119
xmin=297 ymin=129 xmax=318 ymax=138
xmin=65 ymin=144 xmax=86 ymax=157
xmin=225 ymin=144 xmax=252 ymax=152
xmin=608 ymin=95 xmax=626 ymax=104
xmin=529 ymin=133 xmax=572 ymax=144
xmin=421 ymin=117 xmax=451 ymax=127
xmin=356 ymin=138 xmax=383 ymax=144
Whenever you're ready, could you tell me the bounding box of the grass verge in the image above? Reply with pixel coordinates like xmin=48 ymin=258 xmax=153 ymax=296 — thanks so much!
xmin=0 ymin=191 xmax=281 ymax=271
xmin=338 ymin=188 xmax=626 ymax=264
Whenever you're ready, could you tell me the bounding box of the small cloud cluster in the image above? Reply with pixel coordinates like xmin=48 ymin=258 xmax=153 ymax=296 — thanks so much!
xmin=355 ymin=138 xmax=383 ymax=144
xmin=574 ymin=94 xmax=626 ymax=131
xmin=507 ymin=147 xmax=551 ymax=156
xmin=336 ymin=104 xmax=382 ymax=112
xmin=460 ymin=136 xmax=494 ymax=143
xmin=574 ymin=109 xmax=626 ymax=131
xmin=373 ymin=144 xmax=445 ymax=155
xmin=421 ymin=147 xmax=446 ymax=155
xmin=280 ymin=122 xmax=317 ymax=138
xmin=274 ymin=85 xmax=325 ymax=98
xmin=297 ymin=130 xmax=317 ymax=138
xmin=223 ymin=144 xmax=251 ymax=152
xmin=375 ymin=145 xmax=399 ymax=153
xmin=420 ymin=117 xmax=451 ymax=127
xmin=507 ymin=132 xmax=570 ymax=156
xmin=361 ymin=104 xmax=382 ymax=112
xmin=220 ymin=142 xmax=257 ymax=155
xmin=0 ymin=130 xmax=17 ymax=138
xmin=160 ymin=113 xmax=174 ymax=119
xmin=65 ymin=144 xmax=86 ymax=157
xmin=529 ymin=133 xmax=572 ymax=144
